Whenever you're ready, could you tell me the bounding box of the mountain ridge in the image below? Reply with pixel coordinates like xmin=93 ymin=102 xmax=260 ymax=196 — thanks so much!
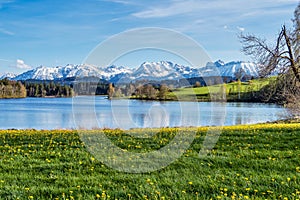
xmin=1 ymin=60 xmax=259 ymax=82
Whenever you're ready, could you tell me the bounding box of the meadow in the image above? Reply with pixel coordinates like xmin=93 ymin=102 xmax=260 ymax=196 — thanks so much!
xmin=171 ymin=78 xmax=272 ymax=101
xmin=0 ymin=123 xmax=299 ymax=199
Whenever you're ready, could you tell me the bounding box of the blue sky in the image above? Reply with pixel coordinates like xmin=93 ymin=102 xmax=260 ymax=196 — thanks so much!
xmin=0 ymin=0 xmax=299 ymax=75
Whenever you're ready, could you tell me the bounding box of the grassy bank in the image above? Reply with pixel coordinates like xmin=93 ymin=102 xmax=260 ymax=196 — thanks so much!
xmin=0 ymin=124 xmax=299 ymax=199
xmin=171 ymin=78 xmax=272 ymax=101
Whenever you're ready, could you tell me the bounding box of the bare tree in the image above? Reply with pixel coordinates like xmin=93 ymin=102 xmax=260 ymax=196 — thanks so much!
xmin=158 ymin=84 xmax=169 ymax=100
xmin=240 ymin=3 xmax=300 ymax=113
xmin=142 ymin=84 xmax=157 ymax=99
xmin=107 ymin=83 xmax=115 ymax=99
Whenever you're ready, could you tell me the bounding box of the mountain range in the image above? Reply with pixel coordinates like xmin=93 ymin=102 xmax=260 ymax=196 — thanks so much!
xmin=0 ymin=60 xmax=259 ymax=83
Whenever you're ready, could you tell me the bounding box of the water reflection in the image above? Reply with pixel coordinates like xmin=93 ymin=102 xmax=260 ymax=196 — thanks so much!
xmin=0 ymin=97 xmax=289 ymax=130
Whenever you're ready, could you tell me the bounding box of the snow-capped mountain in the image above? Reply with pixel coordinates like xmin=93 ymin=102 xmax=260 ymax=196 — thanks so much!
xmin=220 ymin=61 xmax=258 ymax=78
xmin=10 ymin=60 xmax=259 ymax=82
xmin=123 ymin=61 xmax=182 ymax=81
xmin=200 ymin=61 xmax=259 ymax=78
xmin=12 ymin=64 xmax=133 ymax=81
xmin=14 ymin=65 xmax=63 ymax=80
xmin=0 ymin=72 xmax=17 ymax=80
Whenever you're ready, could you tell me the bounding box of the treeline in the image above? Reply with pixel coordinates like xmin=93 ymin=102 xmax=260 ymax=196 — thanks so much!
xmin=72 ymin=77 xmax=109 ymax=95
xmin=24 ymin=82 xmax=74 ymax=97
xmin=107 ymin=83 xmax=171 ymax=100
xmin=0 ymin=79 xmax=26 ymax=98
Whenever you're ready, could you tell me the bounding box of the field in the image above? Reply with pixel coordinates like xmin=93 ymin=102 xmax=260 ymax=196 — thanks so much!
xmin=0 ymin=124 xmax=300 ymax=199
xmin=171 ymin=78 xmax=273 ymax=101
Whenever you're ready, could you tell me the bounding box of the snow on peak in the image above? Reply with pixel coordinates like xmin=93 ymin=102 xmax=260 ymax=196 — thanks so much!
xmin=220 ymin=61 xmax=258 ymax=78
xmin=130 ymin=61 xmax=181 ymax=80
xmin=11 ymin=60 xmax=259 ymax=82
xmin=0 ymin=72 xmax=17 ymax=80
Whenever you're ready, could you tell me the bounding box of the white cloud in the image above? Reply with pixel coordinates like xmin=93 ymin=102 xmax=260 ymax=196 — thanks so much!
xmin=0 ymin=28 xmax=14 ymax=36
xmin=14 ymin=59 xmax=32 ymax=70
xmin=237 ymin=26 xmax=245 ymax=32
xmin=132 ymin=0 xmax=298 ymax=19
xmin=98 ymin=0 xmax=137 ymax=5
xmin=0 ymin=58 xmax=12 ymax=62
xmin=130 ymin=0 xmax=297 ymax=37
xmin=132 ymin=0 xmax=200 ymax=18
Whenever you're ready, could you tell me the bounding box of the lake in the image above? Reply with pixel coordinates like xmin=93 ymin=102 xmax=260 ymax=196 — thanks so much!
xmin=0 ymin=96 xmax=289 ymax=130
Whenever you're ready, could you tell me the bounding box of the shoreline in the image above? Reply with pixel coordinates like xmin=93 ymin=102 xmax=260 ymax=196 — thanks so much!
xmin=1 ymin=118 xmax=299 ymax=132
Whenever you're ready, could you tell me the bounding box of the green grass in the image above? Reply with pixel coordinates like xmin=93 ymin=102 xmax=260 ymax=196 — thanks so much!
xmin=0 ymin=124 xmax=300 ymax=199
xmin=171 ymin=78 xmax=273 ymax=101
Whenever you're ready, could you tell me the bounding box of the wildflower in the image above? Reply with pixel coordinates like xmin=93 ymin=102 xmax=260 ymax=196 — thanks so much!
xmin=102 ymin=191 xmax=106 ymax=198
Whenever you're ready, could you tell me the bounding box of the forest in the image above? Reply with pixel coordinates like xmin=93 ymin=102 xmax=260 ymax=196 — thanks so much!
xmin=0 ymin=78 xmax=26 ymax=98
xmin=24 ymin=81 xmax=73 ymax=97
xmin=0 ymin=79 xmax=74 ymax=98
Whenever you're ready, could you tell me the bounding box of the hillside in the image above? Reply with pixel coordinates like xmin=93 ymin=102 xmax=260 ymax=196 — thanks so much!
xmin=170 ymin=78 xmax=272 ymax=102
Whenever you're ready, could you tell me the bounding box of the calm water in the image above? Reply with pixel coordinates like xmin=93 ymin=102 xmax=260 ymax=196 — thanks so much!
xmin=0 ymin=97 xmax=289 ymax=130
